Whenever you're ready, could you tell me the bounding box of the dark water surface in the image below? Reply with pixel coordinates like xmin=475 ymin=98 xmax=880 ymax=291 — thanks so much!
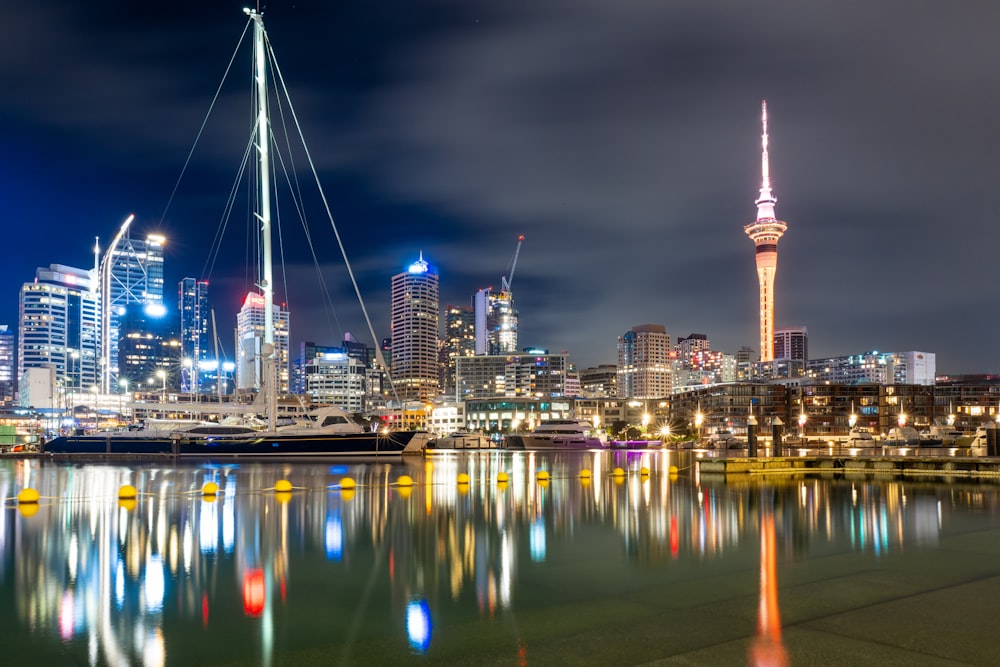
xmin=1 ymin=451 xmax=999 ymax=666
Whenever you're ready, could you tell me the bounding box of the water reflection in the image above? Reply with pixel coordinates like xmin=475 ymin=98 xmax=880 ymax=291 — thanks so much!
xmin=0 ymin=453 xmax=998 ymax=665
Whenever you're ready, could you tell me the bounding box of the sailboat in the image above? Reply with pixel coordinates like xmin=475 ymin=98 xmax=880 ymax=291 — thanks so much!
xmin=44 ymin=10 xmax=430 ymax=458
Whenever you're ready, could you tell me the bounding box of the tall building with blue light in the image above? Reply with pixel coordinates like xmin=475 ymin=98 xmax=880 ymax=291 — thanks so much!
xmin=390 ymin=253 xmax=440 ymax=401
xmin=178 ymin=278 xmax=209 ymax=393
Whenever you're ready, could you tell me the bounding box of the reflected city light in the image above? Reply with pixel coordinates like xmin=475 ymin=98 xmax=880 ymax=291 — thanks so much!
xmin=406 ymin=598 xmax=432 ymax=654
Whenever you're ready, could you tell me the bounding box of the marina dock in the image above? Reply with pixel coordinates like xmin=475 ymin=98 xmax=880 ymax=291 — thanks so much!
xmin=699 ymin=455 xmax=1000 ymax=479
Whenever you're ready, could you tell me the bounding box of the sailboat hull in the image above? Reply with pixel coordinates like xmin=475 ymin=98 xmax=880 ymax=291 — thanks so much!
xmin=42 ymin=430 xmax=430 ymax=458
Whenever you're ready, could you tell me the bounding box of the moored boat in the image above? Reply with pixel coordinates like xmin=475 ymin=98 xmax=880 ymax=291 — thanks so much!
xmin=505 ymin=419 xmax=607 ymax=450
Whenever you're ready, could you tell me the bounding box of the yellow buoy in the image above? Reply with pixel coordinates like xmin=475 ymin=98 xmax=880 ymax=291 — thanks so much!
xmin=457 ymin=482 xmax=470 ymax=496
xmin=579 ymin=469 xmax=592 ymax=479
xmin=497 ymin=471 xmax=509 ymax=483
xmin=202 ymin=482 xmax=219 ymax=496
xmin=341 ymin=489 xmax=356 ymax=502
xmin=612 ymin=467 xmax=625 ymax=477
xmin=397 ymin=475 xmax=414 ymax=487
xmin=118 ymin=485 xmax=138 ymax=500
xmin=340 ymin=477 xmax=356 ymax=490
xmin=537 ymin=480 xmax=550 ymax=490
xmin=640 ymin=466 xmax=650 ymax=476
xmin=497 ymin=481 xmax=509 ymax=492
xmin=275 ymin=491 xmax=292 ymax=505
xmin=397 ymin=485 xmax=413 ymax=499
xmin=668 ymin=465 xmax=679 ymax=475
xmin=536 ymin=470 xmax=550 ymax=481
xmin=17 ymin=488 xmax=39 ymax=504
xmin=457 ymin=472 xmax=471 ymax=484
xmin=580 ymin=477 xmax=592 ymax=489
xmin=274 ymin=479 xmax=293 ymax=493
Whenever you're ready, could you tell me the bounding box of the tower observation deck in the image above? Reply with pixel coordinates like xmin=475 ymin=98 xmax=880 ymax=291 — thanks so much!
xmin=744 ymin=100 xmax=788 ymax=363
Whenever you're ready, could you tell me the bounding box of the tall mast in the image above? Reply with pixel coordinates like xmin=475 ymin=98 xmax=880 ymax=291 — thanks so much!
xmin=245 ymin=8 xmax=277 ymax=428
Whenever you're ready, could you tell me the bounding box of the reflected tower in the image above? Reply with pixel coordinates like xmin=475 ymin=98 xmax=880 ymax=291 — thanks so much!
xmin=744 ymin=100 xmax=788 ymax=362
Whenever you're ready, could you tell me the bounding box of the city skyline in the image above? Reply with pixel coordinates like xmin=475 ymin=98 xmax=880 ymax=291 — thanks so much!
xmin=1 ymin=2 xmax=998 ymax=374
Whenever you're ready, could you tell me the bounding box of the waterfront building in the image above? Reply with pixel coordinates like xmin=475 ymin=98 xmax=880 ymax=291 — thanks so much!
xmin=18 ymin=264 xmax=101 ymax=400
xmin=442 ymin=304 xmax=475 ymax=395
xmin=744 ymin=100 xmax=789 ymax=362
xmin=236 ymin=292 xmax=290 ymax=394
xmin=0 ymin=325 xmax=13 ymax=404
xmin=390 ymin=254 xmax=440 ymax=401
xmin=579 ymin=364 xmax=618 ymax=398
xmin=464 ymin=397 xmax=575 ymax=433
xmin=302 ymin=349 xmax=367 ymax=413
xmin=774 ymin=326 xmax=808 ymax=361
xmin=117 ymin=305 xmax=182 ymax=393
xmin=617 ymin=324 xmax=672 ymax=399
xmin=456 ymin=349 xmax=570 ymax=400
xmin=424 ymin=402 xmax=468 ymax=437
xmin=99 ymin=219 xmax=165 ymax=392
xmin=178 ymin=278 xmax=209 ymax=393
xmin=805 ymin=351 xmax=935 ymax=386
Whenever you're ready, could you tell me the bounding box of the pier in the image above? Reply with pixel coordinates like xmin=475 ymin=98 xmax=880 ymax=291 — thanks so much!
xmin=699 ymin=455 xmax=1000 ymax=479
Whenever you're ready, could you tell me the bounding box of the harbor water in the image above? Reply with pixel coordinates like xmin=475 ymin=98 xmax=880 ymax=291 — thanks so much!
xmin=1 ymin=450 xmax=999 ymax=665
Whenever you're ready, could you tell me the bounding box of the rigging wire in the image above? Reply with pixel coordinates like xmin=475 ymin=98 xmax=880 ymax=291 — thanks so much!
xmin=266 ymin=34 xmax=403 ymax=405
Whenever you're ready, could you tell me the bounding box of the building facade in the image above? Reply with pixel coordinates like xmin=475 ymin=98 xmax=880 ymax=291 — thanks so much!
xmin=806 ymin=351 xmax=935 ymax=386
xmin=236 ymin=292 xmax=290 ymax=394
xmin=442 ymin=304 xmax=475 ymax=395
xmin=390 ymin=254 xmax=440 ymax=401
xmin=178 ymin=278 xmax=209 ymax=393
xmin=18 ymin=264 xmax=101 ymax=400
xmin=474 ymin=287 xmax=518 ymax=355
xmin=0 ymin=325 xmax=13 ymax=404
xmin=617 ymin=324 xmax=672 ymax=399
xmin=100 ymin=223 xmax=165 ymax=392
xmin=774 ymin=326 xmax=808 ymax=361
xmin=456 ymin=350 xmax=570 ymax=401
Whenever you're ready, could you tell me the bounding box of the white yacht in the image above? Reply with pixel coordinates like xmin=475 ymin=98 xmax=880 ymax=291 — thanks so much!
xmin=505 ymin=420 xmax=608 ymax=450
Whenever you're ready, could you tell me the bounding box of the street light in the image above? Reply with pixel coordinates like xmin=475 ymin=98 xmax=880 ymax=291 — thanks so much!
xmin=694 ymin=407 xmax=704 ymax=443
xmin=155 ymin=369 xmax=167 ymax=403
xmin=798 ymin=412 xmax=807 ymax=439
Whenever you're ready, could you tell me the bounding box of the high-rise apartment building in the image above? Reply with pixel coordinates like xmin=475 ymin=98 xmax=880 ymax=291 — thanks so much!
xmin=236 ymin=292 xmax=290 ymax=394
xmin=474 ymin=288 xmax=518 ymax=355
xmin=117 ymin=305 xmax=182 ymax=392
xmin=617 ymin=324 xmax=672 ymax=399
xmin=774 ymin=326 xmax=808 ymax=361
xmin=806 ymin=351 xmax=936 ymax=386
xmin=442 ymin=304 xmax=475 ymax=394
xmin=99 ymin=217 xmax=165 ymax=391
xmin=18 ymin=264 xmax=101 ymax=398
xmin=744 ymin=100 xmax=788 ymax=362
xmin=456 ymin=349 xmax=570 ymax=400
xmin=0 ymin=325 xmax=14 ymax=404
xmin=390 ymin=254 xmax=440 ymax=401
xmin=178 ymin=278 xmax=209 ymax=393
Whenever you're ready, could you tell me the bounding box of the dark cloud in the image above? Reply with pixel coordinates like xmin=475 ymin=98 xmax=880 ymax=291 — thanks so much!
xmin=1 ymin=1 xmax=998 ymax=374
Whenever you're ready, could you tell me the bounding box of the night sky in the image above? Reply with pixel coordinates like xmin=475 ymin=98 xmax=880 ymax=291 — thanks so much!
xmin=2 ymin=1 xmax=998 ymax=374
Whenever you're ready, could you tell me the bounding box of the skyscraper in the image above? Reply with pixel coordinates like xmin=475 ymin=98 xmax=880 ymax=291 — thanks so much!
xmin=774 ymin=326 xmax=808 ymax=362
xmin=744 ymin=100 xmax=788 ymax=363
xmin=617 ymin=324 xmax=672 ymax=399
xmin=178 ymin=278 xmax=209 ymax=393
xmin=0 ymin=325 xmax=14 ymax=404
xmin=442 ymin=304 xmax=475 ymax=394
xmin=236 ymin=292 xmax=290 ymax=394
xmin=390 ymin=253 xmax=440 ymax=401
xmin=99 ymin=216 xmax=166 ymax=391
xmin=19 ymin=264 xmax=101 ymax=397
xmin=474 ymin=288 xmax=518 ymax=355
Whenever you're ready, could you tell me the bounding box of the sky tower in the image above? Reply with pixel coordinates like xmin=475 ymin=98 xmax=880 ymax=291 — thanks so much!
xmin=744 ymin=100 xmax=788 ymax=363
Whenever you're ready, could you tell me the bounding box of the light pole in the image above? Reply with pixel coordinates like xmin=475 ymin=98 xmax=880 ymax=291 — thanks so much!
xmin=694 ymin=406 xmax=704 ymax=444
xmin=156 ymin=369 xmax=167 ymax=403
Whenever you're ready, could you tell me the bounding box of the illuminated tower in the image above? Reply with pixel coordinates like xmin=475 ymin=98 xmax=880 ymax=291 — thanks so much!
xmin=744 ymin=100 xmax=788 ymax=363
xmin=390 ymin=253 xmax=440 ymax=401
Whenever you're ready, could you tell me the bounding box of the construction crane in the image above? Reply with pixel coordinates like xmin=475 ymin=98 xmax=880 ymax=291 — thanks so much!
xmin=501 ymin=235 xmax=524 ymax=294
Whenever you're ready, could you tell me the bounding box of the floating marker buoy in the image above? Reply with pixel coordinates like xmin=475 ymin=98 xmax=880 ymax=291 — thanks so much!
xmin=397 ymin=485 xmax=413 ymax=499
xmin=17 ymin=488 xmax=39 ymax=504
xmin=118 ymin=485 xmax=138 ymax=500
xmin=536 ymin=470 xmax=550 ymax=481
xmin=275 ymin=491 xmax=292 ymax=505
xmin=497 ymin=471 xmax=509 ymax=483
xmin=579 ymin=469 xmax=592 ymax=479
xmin=202 ymin=482 xmax=219 ymax=496
xmin=612 ymin=467 xmax=626 ymax=477
xmin=457 ymin=472 xmax=470 ymax=484
xmin=640 ymin=466 xmax=650 ymax=476
xmin=668 ymin=465 xmax=678 ymax=475
xmin=340 ymin=477 xmax=356 ymax=490
xmin=397 ymin=475 xmax=414 ymax=487
xmin=497 ymin=481 xmax=509 ymax=492
xmin=18 ymin=503 xmax=39 ymax=518
xmin=274 ymin=479 xmax=293 ymax=493
xmin=341 ymin=489 xmax=356 ymax=502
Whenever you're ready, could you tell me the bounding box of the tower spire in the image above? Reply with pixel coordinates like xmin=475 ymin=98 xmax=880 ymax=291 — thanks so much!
xmin=755 ymin=100 xmax=776 ymax=221
xmin=744 ymin=99 xmax=788 ymax=363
